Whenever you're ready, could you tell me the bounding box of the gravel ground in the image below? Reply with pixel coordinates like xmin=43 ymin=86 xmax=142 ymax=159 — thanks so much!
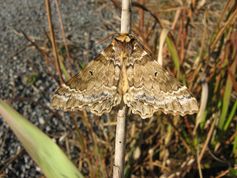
xmin=0 ymin=1 xmax=118 ymax=177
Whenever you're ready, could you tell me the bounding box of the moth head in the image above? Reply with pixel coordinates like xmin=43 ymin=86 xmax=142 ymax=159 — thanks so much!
xmin=115 ymin=34 xmax=132 ymax=42
xmin=112 ymin=34 xmax=135 ymax=57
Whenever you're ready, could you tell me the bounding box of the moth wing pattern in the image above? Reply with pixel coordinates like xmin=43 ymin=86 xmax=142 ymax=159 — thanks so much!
xmin=124 ymin=39 xmax=199 ymax=119
xmin=51 ymin=34 xmax=198 ymax=118
xmin=51 ymin=44 xmax=121 ymax=115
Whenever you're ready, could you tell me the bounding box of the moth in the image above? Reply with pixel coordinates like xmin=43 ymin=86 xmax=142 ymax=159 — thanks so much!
xmin=51 ymin=34 xmax=198 ymax=119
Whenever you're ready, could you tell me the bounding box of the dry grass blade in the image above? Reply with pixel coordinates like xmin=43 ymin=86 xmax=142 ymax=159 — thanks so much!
xmin=194 ymin=77 xmax=208 ymax=134
xmin=198 ymin=116 xmax=217 ymax=162
xmin=45 ymin=0 xmax=64 ymax=84
xmin=210 ymin=2 xmax=237 ymax=50
xmin=157 ymin=28 xmax=169 ymax=66
xmin=54 ymin=0 xmax=73 ymax=66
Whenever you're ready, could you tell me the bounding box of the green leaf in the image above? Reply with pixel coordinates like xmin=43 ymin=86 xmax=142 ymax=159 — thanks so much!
xmin=223 ymin=100 xmax=237 ymax=131
xmin=218 ymin=58 xmax=236 ymax=130
xmin=229 ymin=167 xmax=237 ymax=177
xmin=0 ymin=100 xmax=84 ymax=178
xmin=233 ymin=123 xmax=237 ymax=158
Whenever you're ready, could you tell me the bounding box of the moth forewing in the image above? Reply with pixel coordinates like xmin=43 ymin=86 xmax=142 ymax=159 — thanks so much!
xmin=51 ymin=43 xmax=121 ymax=115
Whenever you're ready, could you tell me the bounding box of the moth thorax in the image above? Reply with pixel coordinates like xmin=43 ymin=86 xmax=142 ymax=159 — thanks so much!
xmin=118 ymin=62 xmax=129 ymax=95
xmin=113 ymin=44 xmax=132 ymax=60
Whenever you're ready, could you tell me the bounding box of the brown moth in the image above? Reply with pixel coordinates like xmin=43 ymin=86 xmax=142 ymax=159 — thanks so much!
xmin=51 ymin=34 xmax=198 ymax=119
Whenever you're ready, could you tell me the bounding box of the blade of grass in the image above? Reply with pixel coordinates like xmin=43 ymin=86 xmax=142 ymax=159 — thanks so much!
xmin=165 ymin=36 xmax=181 ymax=78
xmin=45 ymin=0 xmax=64 ymax=84
xmin=233 ymin=125 xmax=237 ymax=158
xmin=157 ymin=29 xmax=169 ymax=66
xmin=223 ymin=100 xmax=237 ymax=131
xmin=54 ymin=0 xmax=73 ymax=65
xmin=198 ymin=117 xmax=217 ymax=163
xmin=194 ymin=79 xmax=208 ymax=134
xmin=0 ymin=100 xmax=84 ymax=178
xmin=218 ymin=56 xmax=236 ymax=130
xmin=210 ymin=3 xmax=237 ymax=51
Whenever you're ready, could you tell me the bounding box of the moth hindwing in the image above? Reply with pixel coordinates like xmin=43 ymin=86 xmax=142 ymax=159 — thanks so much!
xmin=51 ymin=34 xmax=198 ymax=118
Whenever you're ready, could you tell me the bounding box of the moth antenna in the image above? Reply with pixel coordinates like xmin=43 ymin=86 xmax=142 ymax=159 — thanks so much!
xmin=95 ymin=32 xmax=118 ymax=45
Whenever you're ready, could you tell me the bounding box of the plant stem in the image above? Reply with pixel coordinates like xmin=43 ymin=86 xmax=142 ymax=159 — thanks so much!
xmin=45 ymin=0 xmax=64 ymax=84
xmin=113 ymin=1 xmax=131 ymax=177
xmin=113 ymin=106 xmax=127 ymax=178
xmin=120 ymin=0 xmax=131 ymax=34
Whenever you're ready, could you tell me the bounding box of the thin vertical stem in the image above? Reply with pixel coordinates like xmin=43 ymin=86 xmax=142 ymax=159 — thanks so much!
xmin=120 ymin=0 xmax=131 ymax=34
xmin=113 ymin=1 xmax=131 ymax=177
xmin=113 ymin=106 xmax=127 ymax=178
xmin=45 ymin=0 xmax=64 ymax=84
xmin=54 ymin=0 xmax=73 ymax=66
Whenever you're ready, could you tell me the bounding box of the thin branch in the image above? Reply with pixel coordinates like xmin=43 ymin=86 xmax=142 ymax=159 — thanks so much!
xmin=113 ymin=106 xmax=127 ymax=178
xmin=120 ymin=0 xmax=131 ymax=34
xmin=54 ymin=0 xmax=73 ymax=66
xmin=198 ymin=117 xmax=217 ymax=162
xmin=132 ymin=2 xmax=162 ymax=28
xmin=45 ymin=0 xmax=64 ymax=84
xmin=113 ymin=1 xmax=131 ymax=178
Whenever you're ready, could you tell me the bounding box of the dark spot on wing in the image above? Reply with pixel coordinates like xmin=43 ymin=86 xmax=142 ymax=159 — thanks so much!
xmin=89 ymin=70 xmax=93 ymax=76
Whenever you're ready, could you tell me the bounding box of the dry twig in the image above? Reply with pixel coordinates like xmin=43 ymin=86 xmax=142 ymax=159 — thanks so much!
xmin=113 ymin=1 xmax=131 ymax=178
xmin=45 ymin=0 xmax=64 ymax=84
